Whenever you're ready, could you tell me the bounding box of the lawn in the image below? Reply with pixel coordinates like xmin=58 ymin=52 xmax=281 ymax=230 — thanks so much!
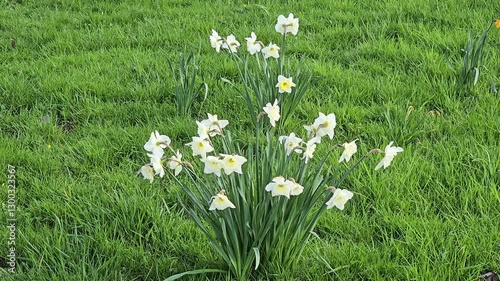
xmin=0 ymin=0 xmax=499 ymax=280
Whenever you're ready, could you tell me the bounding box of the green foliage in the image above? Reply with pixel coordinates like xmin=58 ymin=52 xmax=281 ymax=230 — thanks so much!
xmin=455 ymin=20 xmax=494 ymax=94
xmin=168 ymin=53 xmax=208 ymax=117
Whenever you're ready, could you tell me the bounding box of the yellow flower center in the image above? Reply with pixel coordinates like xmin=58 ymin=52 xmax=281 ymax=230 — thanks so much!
xmin=276 ymin=184 xmax=287 ymax=191
xmin=197 ymin=142 xmax=204 ymax=148
xmin=280 ymin=81 xmax=290 ymax=90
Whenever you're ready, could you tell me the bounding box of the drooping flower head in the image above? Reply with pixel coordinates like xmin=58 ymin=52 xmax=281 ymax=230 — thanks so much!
xmin=200 ymin=113 xmax=229 ymax=136
xmin=263 ymin=99 xmax=280 ymax=127
xmin=275 ymin=75 xmax=296 ymax=94
xmin=210 ymin=29 xmax=223 ymax=53
xmin=275 ymin=13 xmax=299 ymax=35
xmin=303 ymin=136 xmax=321 ymax=163
xmin=262 ymin=43 xmax=280 ymax=59
xmin=339 ymin=139 xmax=358 ymax=163
xmin=144 ymin=130 xmax=171 ymax=156
xmin=186 ymin=136 xmax=214 ymax=158
xmin=289 ymin=178 xmax=304 ymax=196
xmin=265 ymin=176 xmax=294 ymax=198
xmin=209 ymin=190 xmax=236 ymax=211
xmin=245 ymin=32 xmax=262 ymax=55
xmin=222 ymin=34 xmax=240 ymax=53
xmin=196 ymin=121 xmax=210 ymax=139
xmin=220 ymin=154 xmax=247 ymax=175
xmin=148 ymin=152 xmax=165 ymax=178
xmin=167 ymin=150 xmax=183 ymax=176
xmin=375 ymin=141 xmax=403 ymax=170
xmin=326 ymin=188 xmax=354 ymax=210
xmin=140 ymin=164 xmax=155 ymax=183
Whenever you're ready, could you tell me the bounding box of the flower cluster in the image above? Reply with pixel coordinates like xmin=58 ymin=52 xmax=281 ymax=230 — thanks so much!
xmin=265 ymin=176 xmax=304 ymax=198
xmin=210 ymin=13 xmax=299 ymax=59
xmin=137 ymin=12 xmax=406 ymax=280
xmin=140 ymin=130 xmax=183 ymax=182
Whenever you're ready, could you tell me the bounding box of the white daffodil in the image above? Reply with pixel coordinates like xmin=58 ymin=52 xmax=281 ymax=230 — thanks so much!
xmin=186 ymin=136 xmax=214 ymax=158
xmin=201 ymin=113 xmax=229 ymax=136
xmin=220 ymin=154 xmax=247 ymax=175
xmin=275 ymin=75 xmax=296 ymax=94
xmin=375 ymin=141 xmax=403 ymax=170
xmin=167 ymin=150 xmax=183 ymax=176
xmin=263 ymin=99 xmax=280 ymax=127
xmin=279 ymin=132 xmax=303 ymax=156
xmin=326 ymin=188 xmax=354 ymax=210
xmin=210 ymin=29 xmax=223 ymax=53
xmin=289 ymin=179 xmax=304 ymax=196
xmin=144 ymin=130 xmax=171 ymax=156
xmin=196 ymin=121 xmax=210 ymax=139
xmin=275 ymin=13 xmax=299 ymax=35
xmin=140 ymin=164 xmax=155 ymax=183
xmin=265 ymin=176 xmax=294 ymax=198
xmin=339 ymin=139 xmax=358 ymax=163
xmin=222 ymin=34 xmax=240 ymax=53
xmin=262 ymin=43 xmax=280 ymax=59
xmin=303 ymin=137 xmax=321 ymax=163
xmin=209 ymin=191 xmax=236 ymax=211
xmin=201 ymin=155 xmax=222 ymax=177
xmin=303 ymin=123 xmax=319 ymax=139
xmin=245 ymin=32 xmax=262 ymax=55
xmin=148 ymin=153 xmax=165 ymax=178
xmin=313 ymin=112 xmax=337 ymax=139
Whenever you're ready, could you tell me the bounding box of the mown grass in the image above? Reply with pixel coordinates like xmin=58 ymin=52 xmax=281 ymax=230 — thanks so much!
xmin=1 ymin=0 xmax=499 ymax=280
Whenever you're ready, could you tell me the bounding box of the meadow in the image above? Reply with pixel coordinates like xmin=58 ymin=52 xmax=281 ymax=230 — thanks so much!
xmin=0 ymin=0 xmax=499 ymax=280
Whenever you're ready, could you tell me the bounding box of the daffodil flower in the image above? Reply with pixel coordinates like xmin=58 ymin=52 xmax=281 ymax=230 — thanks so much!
xmin=167 ymin=150 xmax=183 ymax=176
xmin=210 ymin=29 xmax=223 ymax=53
xmin=304 ymin=123 xmax=319 ymax=139
xmin=326 ymin=188 xmax=354 ymax=210
xmin=339 ymin=139 xmax=358 ymax=163
xmin=245 ymin=32 xmax=262 ymax=55
xmin=201 ymin=155 xmax=222 ymax=177
xmin=275 ymin=75 xmax=296 ymax=93
xmin=375 ymin=141 xmax=403 ymax=170
xmin=265 ymin=176 xmax=294 ymax=198
xmin=275 ymin=13 xmax=299 ymax=35
xmin=289 ymin=179 xmax=304 ymax=196
xmin=262 ymin=43 xmax=280 ymax=59
xmin=313 ymin=112 xmax=337 ymax=139
xmin=209 ymin=190 xmax=236 ymax=211
xmin=144 ymin=130 xmax=171 ymax=156
xmin=196 ymin=121 xmax=210 ymax=139
xmin=279 ymin=132 xmax=303 ymax=156
xmin=186 ymin=136 xmax=214 ymax=158
xmin=303 ymin=137 xmax=321 ymax=163
xmin=263 ymin=99 xmax=280 ymax=127
xmin=140 ymin=164 xmax=155 ymax=183
xmin=201 ymin=113 xmax=229 ymax=136
xmin=148 ymin=153 xmax=165 ymax=178
xmin=222 ymin=34 xmax=240 ymax=53
xmin=220 ymin=154 xmax=247 ymax=175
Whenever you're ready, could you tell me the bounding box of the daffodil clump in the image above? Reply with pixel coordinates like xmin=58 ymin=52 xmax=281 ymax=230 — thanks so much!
xmin=138 ymin=13 xmax=403 ymax=281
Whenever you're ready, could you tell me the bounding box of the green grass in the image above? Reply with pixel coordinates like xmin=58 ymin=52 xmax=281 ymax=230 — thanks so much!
xmin=1 ymin=0 xmax=499 ymax=280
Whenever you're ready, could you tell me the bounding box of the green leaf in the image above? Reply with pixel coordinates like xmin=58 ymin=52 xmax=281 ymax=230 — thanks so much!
xmin=163 ymin=269 xmax=227 ymax=281
xmin=253 ymin=247 xmax=260 ymax=270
